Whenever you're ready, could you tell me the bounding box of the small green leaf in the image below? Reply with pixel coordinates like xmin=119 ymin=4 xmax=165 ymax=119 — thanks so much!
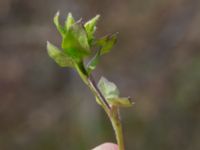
xmin=84 ymin=15 xmax=100 ymax=44
xmin=86 ymin=50 xmax=100 ymax=74
xmin=53 ymin=11 xmax=66 ymax=37
xmin=62 ymin=22 xmax=90 ymax=61
xmin=65 ymin=12 xmax=75 ymax=31
xmin=96 ymin=33 xmax=118 ymax=55
xmin=98 ymin=76 xmax=119 ymax=99
xmin=98 ymin=77 xmax=133 ymax=107
xmin=74 ymin=23 xmax=90 ymax=51
xmin=47 ymin=41 xmax=74 ymax=67
xmin=108 ymin=97 xmax=133 ymax=107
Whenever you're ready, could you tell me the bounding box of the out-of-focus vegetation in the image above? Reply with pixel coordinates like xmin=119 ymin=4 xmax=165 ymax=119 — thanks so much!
xmin=0 ymin=0 xmax=200 ymax=150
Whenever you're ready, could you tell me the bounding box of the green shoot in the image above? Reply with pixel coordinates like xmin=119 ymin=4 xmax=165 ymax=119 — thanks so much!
xmin=47 ymin=12 xmax=133 ymax=150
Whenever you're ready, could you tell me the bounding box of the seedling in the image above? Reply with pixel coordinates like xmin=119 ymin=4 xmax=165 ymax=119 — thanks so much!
xmin=47 ymin=12 xmax=133 ymax=150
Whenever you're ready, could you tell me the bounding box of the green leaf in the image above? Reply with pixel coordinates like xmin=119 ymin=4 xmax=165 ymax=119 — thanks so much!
xmin=47 ymin=41 xmax=74 ymax=67
xmin=108 ymin=97 xmax=133 ymax=107
xmin=62 ymin=22 xmax=90 ymax=61
xmin=96 ymin=33 xmax=118 ymax=55
xmin=65 ymin=12 xmax=75 ymax=31
xmin=86 ymin=50 xmax=100 ymax=74
xmin=98 ymin=76 xmax=119 ymax=99
xmin=53 ymin=11 xmax=66 ymax=37
xmin=98 ymin=76 xmax=133 ymax=107
xmin=84 ymin=15 xmax=100 ymax=44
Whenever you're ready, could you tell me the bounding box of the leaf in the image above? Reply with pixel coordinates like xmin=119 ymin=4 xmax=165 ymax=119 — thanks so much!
xmin=65 ymin=12 xmax=75 ymax=31
xmin=107 ymin=97 xmax=133 ymax=107
xmin=47 ymin=41 xmax=74 ymax=67
xmin=96 ymin=33 xmax=118 ymax=55
xmin=62 ymin=22 xmax=91 ymax=61
xmin=98 ymin=76 xmax=133 ymax=107
xmin=53 ymin=11 xmax=66 ymax=37
xmin=84 ymin=15 xmax=100 ymax=44
xmin=98 ymin=76 xmax=119 ymax=99
xmin=86 ymin=50 xmax=100 ymax=74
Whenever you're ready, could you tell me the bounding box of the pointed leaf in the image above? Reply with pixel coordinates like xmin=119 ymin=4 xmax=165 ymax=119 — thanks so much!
xmin=86 ymin=50 xmax=100 ymax=74
xmin=98 ymin=76 xmax=119 ymax=99
xmin=47 ymin=41 xmax=74 ymax=67
xmin=53 ymin=11 xmax=66 ymax=36
xmin=98 ymin=77 xmax=133 ymax=107
xmin=62 ymin=22 xmax=90 ymax=61
xmin=108 ymin=97 xmax=133 ymax=107
xmin=65 ymin=12 xmax=75 ymax=31
xmin=96 ymin=33 xmax=118 ymax=55
xmin=84 ymin=15 xmax=100 ymax=44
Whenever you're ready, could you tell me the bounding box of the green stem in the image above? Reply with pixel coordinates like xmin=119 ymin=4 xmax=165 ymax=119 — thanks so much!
xmin=74 ymin=62 xmax=110 ymax=110
xmin=88 ymin=76 xmax=125 ymax=150
xmin=110 ymin=107 xmax=125 ymax=150
xmin=75 ymin=62 xmax=125 ymax=150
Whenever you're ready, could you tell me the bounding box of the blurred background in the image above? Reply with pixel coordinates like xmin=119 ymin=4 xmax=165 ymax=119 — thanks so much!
xmin=0 ymin=0 xmax=200 ymax=149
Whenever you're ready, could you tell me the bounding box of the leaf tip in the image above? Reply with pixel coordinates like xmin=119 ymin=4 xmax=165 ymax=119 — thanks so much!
xmin=53 ymin=11 xmax=60 ymax=25
xmin=55 ymin=11 xmax=60 ymax=17
xmin=46 ymin=41 xmax=53 ymax=56
xmin=68 ymin=12 xmax=72 ymax=16
xmin=95 ymin=14 xmax=100 ymax=20
xmin=46 ymin=41 xmax=52 ymax=49
xmin=46 ymin=41 xmax=50 ymax=49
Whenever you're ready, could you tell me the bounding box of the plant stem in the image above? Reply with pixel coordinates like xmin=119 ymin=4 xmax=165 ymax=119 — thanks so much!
xmin=75 ymin=63 xmax=125 ymax=150
xmin=87 ymin=75 xmax=111 ymax=111
xmin=75 ymin=62 xmax=110 ymax=111
xmin=110 ymin=107 xmax=125 ymax=150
